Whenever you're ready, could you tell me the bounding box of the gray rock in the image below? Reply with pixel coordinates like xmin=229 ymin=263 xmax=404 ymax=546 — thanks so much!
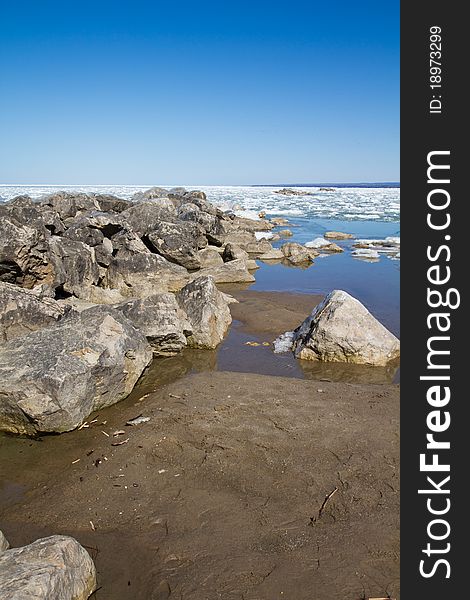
xmin=258 ymin=249 xmax=284 ymax=261
xmin=121 ymin=201 xmax=177 ymax=236
xmin=198 ymin=246 xmax=224 ymax=268
xmin=0 ymin=305 xmax=152 ymax=435
xmin=63 ymin=223 xmax=104 ymax=247
xmin=40 ymin=192 xmax=101 ymax=220
xmin=110 ymin=229 xmax=150 ymax=257
xmin=289 ymin=290 xmax=400 ymax=366
xmin=177 ymin=204 xmax=229 ymax=245
xmin=146 ymin=220 xmax=207 ymax=270
xmin=115 ymin=294 xmax=192 ymax=356
xmin=0 ymin=535 xmax=96 ymax=600
xmin=0 ymin=282 xmax=69 ymax=342
xmin=0 ymin=530 xmax=9 ymax=552
xmin=48 ymin=237 xmax=100 ymax=299
xmin=222 ymin=243 xmax=249 ymax=263
xmin=177 ymin=276 xmax=231 ymax=348
xmin=281 ymin=242 xmax=318 ymax=265
xmin=231 ymin=216 xmax=274 ymax=232
xmin=131 ymin=187 xmax=171 ymax=202
xmin=92 ymin=194 xmax=131 ymax=213
xmin=0 ymin=217 xmax=55 ymax=289
xmin=105 ymin=253 xmax=189 ymax=297
xmin=324 ymin=231 xmax=354 ymax=240
xmin=197 ymin=259 xmax=255 ymax=284
xmin=1 ymin=201 xmax=65 ymax=236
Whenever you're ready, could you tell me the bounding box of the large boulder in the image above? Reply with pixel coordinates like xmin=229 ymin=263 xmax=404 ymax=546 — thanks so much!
xmin=0 ymin=535 xmax=96 ymax=600
xmin=222 ymin=243 xmax=249 ymax=263
xmin=115 ymin=294 xmax=192 ymax=356
xmin=0 ymin=282 xmax=69 ymax=342
xmin=105 ymin=253 xmax=189 ymax=297
xmin=198 ymin=246 xmax=224 ymax=268
xmin=146 ymin=220 xmax=207 ymax=270
xmin=177 ymin=204 xmax=229 ymax=245
xmin=1 ymin=199 xmax=65 ymax=235
xmin=121 ymin=201 xmax=177 ymax=236
xmin=231 ymin=216 xmax=274 ymax=232
xmin=0 ymin=530 xmax=9 ymax=552
xmin=0 ymin=217 xmax=55 ymax=288
xmin=177 ymin=276 xmax=231 ymax=349
xmin=40 ymin=191 xmax=101 ymax=220
xmin=197 ymin=259 xmax=255 ymax=284
xmin=0 ymin=305 xmax=152 ymax=435
xmin=131 ymin=186 xmax=172 ymax=202
xmin=47 ymin=237 xmax=100 ymax=298
xmin=284 ymin=290 xmax=400 ymax=366
xmin=92 ymin=194 xmax=131 ymax=213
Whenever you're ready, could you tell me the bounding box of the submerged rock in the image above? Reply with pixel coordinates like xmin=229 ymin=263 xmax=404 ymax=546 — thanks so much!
xmin=0 ymin=535 xmax=96 ymax=600
xmin=281 ymin=242 xmax=318 ymax=265
xmin=275 ymin=290 xmax=400 ymax=366
xmin=352 ymin=248 xmax=380 ymax=260
xmin=177 ymin=276 xmax=232 ymax=349
xmin=305 ymin=237 xmax=343 ymax=253
xmin=324 ymin=231 xmax=354 ymax=240
xmin=0 ymin=306 xmax=152 ymax=435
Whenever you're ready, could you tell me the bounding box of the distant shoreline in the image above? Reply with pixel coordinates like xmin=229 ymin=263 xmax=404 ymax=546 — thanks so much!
xmin=0 ymin=182 xmax=400 ymax=189
xmin=253 ymin=182 xmax=400 ymax=188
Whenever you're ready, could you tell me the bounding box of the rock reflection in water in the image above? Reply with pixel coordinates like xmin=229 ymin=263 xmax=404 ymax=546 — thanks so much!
xmin=127 ymin=348 xmax=218 ymax=401
xmin=298 ymin=358 xmax=400 ymax=385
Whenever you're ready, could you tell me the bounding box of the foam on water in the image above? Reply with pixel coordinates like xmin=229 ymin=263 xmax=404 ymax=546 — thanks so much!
xmin=0 ymin=184 xmax=400 ymax=222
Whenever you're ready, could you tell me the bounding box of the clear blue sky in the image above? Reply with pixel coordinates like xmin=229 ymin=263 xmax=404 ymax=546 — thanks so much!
xmin=0 ymin=1 xmax=399 ymax=185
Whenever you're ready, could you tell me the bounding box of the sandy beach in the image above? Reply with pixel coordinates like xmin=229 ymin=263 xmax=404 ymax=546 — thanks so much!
xmin=0 ymin=288 xmax=399 ymax=600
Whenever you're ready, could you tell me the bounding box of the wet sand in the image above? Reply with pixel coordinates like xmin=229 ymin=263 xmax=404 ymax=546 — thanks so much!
xmin=0 ymin=289 xmax=400 ymax=600
xmin=1 ymin=372 xmax=399 ymax=600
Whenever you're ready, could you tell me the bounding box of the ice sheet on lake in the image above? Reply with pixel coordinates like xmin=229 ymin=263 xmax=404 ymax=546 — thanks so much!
xmin=0 ymin=184 xmax=400 ymax=222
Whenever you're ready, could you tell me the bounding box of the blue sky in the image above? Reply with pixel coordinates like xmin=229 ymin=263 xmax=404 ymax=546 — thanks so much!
xmin=0 ymin=1 xmax=399 ymax=184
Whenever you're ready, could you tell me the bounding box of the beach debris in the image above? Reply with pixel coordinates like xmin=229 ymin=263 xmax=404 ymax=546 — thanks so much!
xmin=113 ymin=430 xmax=126 ymax=437
xmin=126 ymin=415 xmax=150 ymax=426
xmin=318 ymin=487 xmax=338 ymax=519
xmin=245 ymin=341 xmax=260 ymax=347
xmin=317 ymin=389 xmax=324 ymax=393
xmin=111 ymin=438 xmax=129 ymax=446
xmin=89 ymin=520 xmax=96 ymax=531
xmin=169 ymin=393 xmax=181 ymax=399
xmin=78 ymin=421 xmax=89 ymax=430
xmin=158 ymin=469 xmax=166 ymax=474
xmin=101 ymin=430 xmax=110 ymax=437
xmin=262 ymin=342 xmax=270 ymax=346
xmin=72 ymin=458 xmax=81 ymax=464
